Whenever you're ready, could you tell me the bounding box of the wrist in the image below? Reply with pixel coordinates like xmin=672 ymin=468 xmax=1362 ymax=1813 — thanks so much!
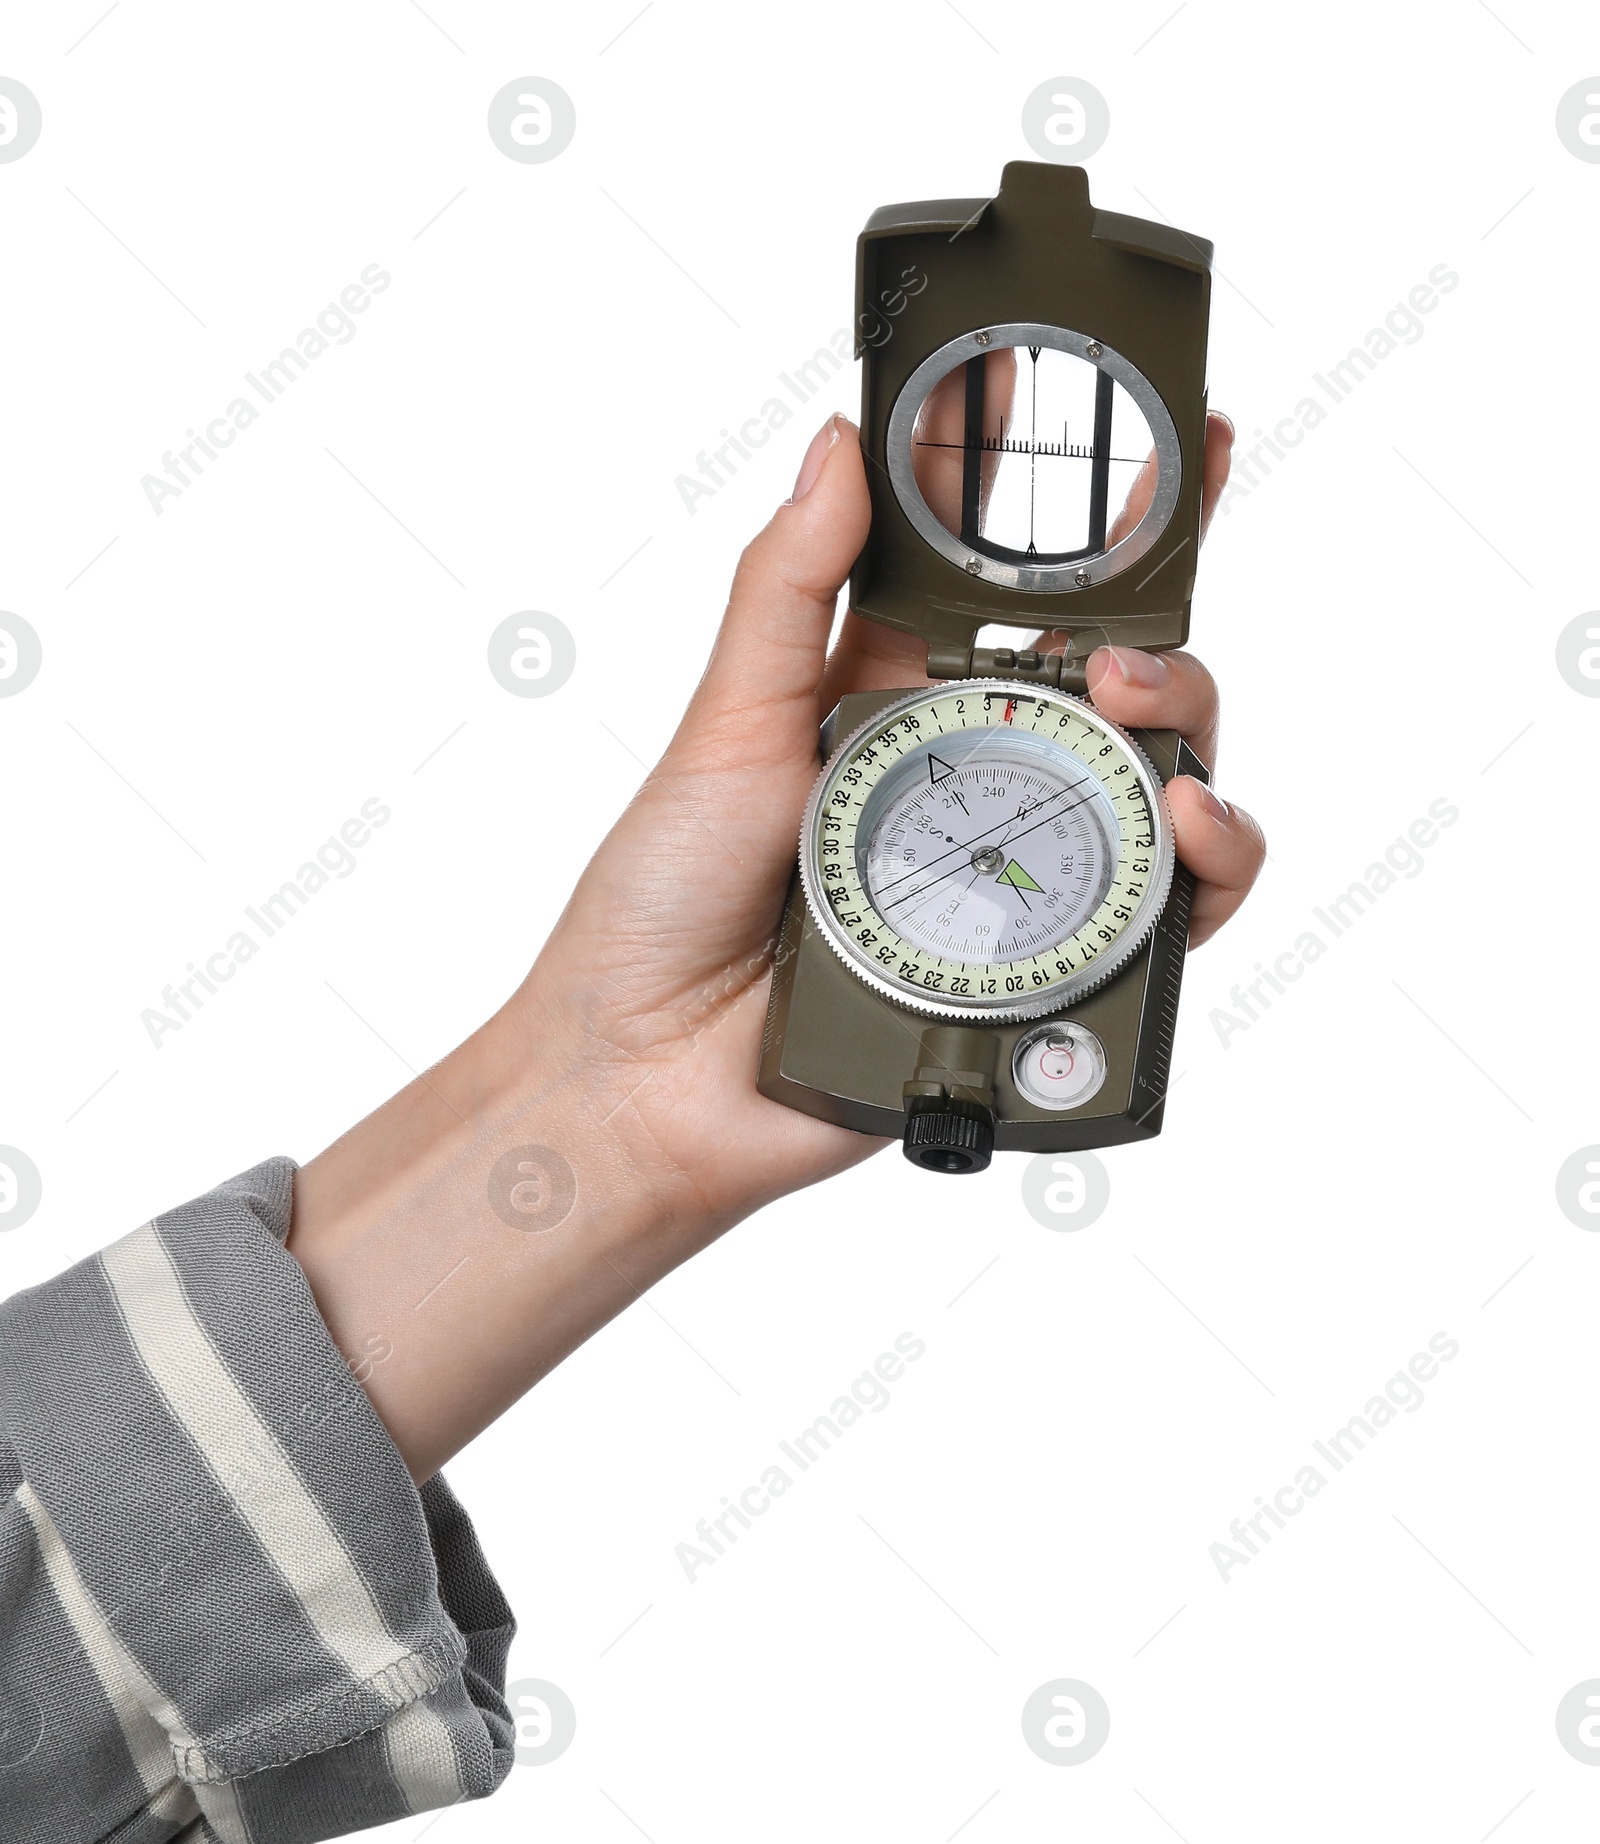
xmin=290 ymin=983 xmax=712 ymax=1482
xmin=495 ymin=972 xmax=727 ymax=1253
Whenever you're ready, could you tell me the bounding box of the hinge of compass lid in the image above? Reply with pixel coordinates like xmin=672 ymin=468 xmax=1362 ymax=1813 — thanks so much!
xmin=926 ymin=607 xmax=1190 ymax=692
xmin=927 ymin=637 xmax=1089 ymax=694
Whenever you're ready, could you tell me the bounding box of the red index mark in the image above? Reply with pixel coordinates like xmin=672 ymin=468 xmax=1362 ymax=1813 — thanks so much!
xmin=1002 ymin=698 xmax=1018 ymax=724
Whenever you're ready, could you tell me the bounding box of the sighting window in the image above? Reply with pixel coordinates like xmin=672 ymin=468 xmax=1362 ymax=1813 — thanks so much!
xmin=886 ymin=323 xmax=1180 ymax=594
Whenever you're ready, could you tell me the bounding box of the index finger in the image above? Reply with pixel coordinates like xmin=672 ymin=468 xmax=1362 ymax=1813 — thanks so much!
xmin=1085 ymin=645 xmax=1221 ymax=770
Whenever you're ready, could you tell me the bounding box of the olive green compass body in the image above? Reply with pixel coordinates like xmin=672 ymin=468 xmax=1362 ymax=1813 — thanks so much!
xmin=757 ymin=162 xmax=1214 ymax=1173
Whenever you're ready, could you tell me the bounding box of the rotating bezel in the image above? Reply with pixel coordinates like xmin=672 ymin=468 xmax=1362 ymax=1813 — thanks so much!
xmin=798 ymin=680 xmax=1176 ymax=1023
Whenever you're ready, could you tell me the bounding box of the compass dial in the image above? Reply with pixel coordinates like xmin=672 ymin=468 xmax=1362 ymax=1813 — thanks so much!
xmin=800 ymin=681 xmax=1174 ymax=1021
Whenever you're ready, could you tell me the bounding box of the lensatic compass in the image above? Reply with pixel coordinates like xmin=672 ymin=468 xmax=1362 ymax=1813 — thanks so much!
xmin=759 ymin=162 xmax=1214 ymax=1174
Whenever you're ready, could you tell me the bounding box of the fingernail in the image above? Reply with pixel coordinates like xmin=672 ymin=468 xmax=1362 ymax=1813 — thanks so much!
xmin=1097 ymin=644 xmax=1170 ymax=689
xmin=788 ymin=415 xmax=839 ymax=503
xmin=1213 ymin=410 xmax=1236 ymax=443
xmin=1194 ymin=780 xmax=1230 ymax=822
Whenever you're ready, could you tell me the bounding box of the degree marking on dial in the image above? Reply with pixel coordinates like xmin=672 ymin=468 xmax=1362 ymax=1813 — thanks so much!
xmin=872 ymin=779 xmax=1098 ymax=901
xmin=869 ymin=763 xmax=1108 ymax=962
xmin=818 ymin=690 xmax=1165 ymax=1002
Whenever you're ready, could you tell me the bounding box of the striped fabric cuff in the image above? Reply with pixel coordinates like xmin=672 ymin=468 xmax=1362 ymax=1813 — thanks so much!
xmin=0 ymin=1158 xmax=515 ymax=1842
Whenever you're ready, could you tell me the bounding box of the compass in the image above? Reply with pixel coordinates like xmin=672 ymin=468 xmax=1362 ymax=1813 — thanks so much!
xmin=758 ymin=161 xmax=1213 ymax=1174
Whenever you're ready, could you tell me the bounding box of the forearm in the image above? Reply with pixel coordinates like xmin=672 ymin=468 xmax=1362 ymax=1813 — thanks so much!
xmin=287 ymin=977 xmax=712 ymax=1484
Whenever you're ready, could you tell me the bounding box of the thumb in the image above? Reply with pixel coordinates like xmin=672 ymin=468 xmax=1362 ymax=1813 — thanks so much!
xmin=675 ymin=414 xmax=870 ymax=766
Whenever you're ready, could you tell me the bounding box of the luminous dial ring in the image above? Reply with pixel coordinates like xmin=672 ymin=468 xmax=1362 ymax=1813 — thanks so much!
xmin=799 ymin=680 xmax=1175 ymax=1023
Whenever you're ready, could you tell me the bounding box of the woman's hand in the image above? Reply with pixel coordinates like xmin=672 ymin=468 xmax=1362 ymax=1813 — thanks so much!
xmin=291 ymin=410 xmax=1265 ymax=1482
xmin=521 ymin=410 xmax=1264 ymax=1230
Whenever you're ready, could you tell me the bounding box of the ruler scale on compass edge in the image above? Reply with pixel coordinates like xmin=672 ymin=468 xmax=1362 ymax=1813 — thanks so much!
xmin=758 ymin=161 xmax=1213 ymax=1174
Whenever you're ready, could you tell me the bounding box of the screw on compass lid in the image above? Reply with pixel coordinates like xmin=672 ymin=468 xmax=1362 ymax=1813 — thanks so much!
xmin=902 ymin=1096 xmax=995 ymax=1175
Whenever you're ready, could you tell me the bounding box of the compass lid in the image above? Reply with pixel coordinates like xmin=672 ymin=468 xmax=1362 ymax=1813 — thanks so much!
xmin=850 ymin=162 xmax=1213 ymax=690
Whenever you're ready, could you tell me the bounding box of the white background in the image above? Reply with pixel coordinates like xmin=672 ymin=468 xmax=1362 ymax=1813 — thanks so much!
xmin=3 ymin=2 xmax=1598 ymax=1838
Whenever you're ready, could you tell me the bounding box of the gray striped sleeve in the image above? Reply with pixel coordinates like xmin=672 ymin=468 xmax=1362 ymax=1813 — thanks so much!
xmin=0 ymin=1157 xmax=516 ymax=1843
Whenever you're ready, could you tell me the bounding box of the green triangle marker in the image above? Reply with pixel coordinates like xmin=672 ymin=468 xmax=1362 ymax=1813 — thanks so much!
xmin=996 ymin=859 xmax=1044 ymax=893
